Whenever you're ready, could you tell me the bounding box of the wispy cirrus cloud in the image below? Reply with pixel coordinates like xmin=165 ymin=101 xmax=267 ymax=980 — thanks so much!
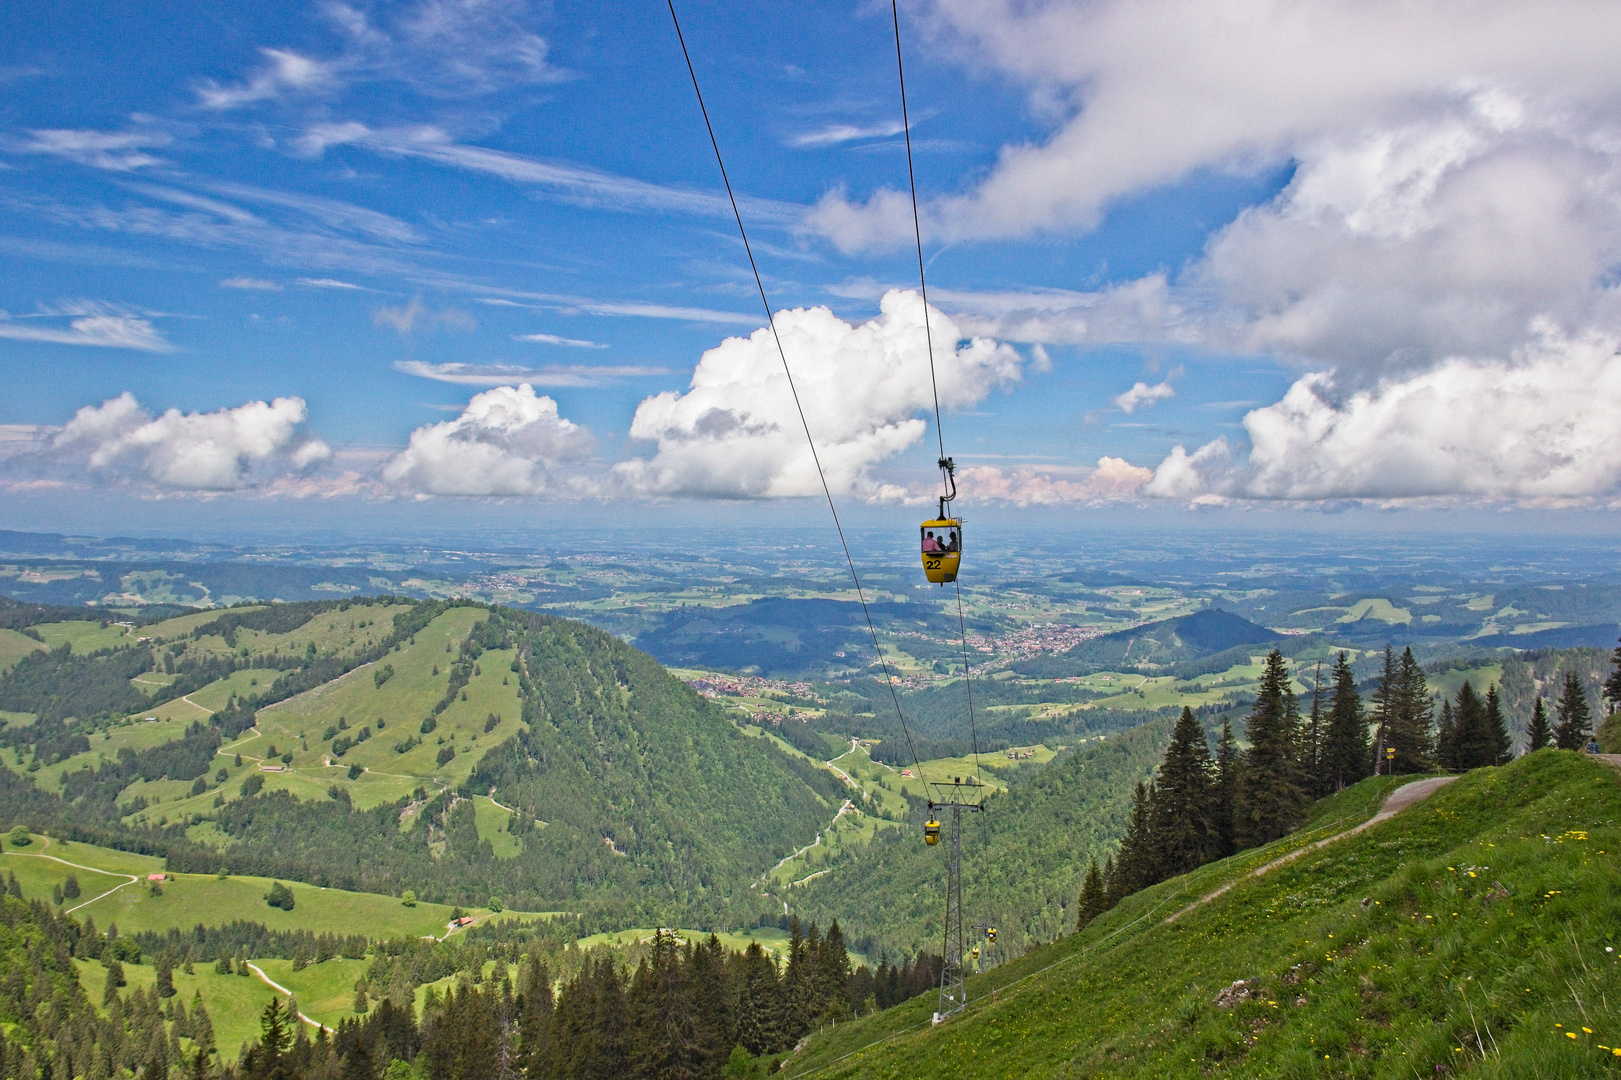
xmin=787 ymin=121 xmax=906 ymax=148
xmin=0 ymin=301 xmax=172 ymax=351
xmin=394 ymin=360 xmax=670 ymax=387
xmin=513 ymin=332 xmax=607 ymax=348
xmin=474 ymin=294 xmax=757 ymax=325
xmin=295 ymin=122 xmax=798 ymax=224
xmin=196 ymin=48 xmax=337 ymax=110
xmin=295 ymin=277 xmax=366 ymax=290
xmin=220 ymin=276 xmax=282 ymax=291
xmin=11 ymin=128 xmax=173 ymax=170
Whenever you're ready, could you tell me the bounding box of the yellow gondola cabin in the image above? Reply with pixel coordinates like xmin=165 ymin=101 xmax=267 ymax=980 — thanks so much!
xmin=920 ymin=519 xmax=960 ymax=584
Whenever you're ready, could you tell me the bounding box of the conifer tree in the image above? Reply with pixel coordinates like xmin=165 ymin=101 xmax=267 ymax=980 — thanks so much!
xmin=1605 ymin=635 xmax=1621 ymax=713
xmin=1453 ymin=683 xmax=1488 ymax=769
xmin=820 ymin=922 xmax=852 ymax=1023
xmin=1236 ymin=650 xmax=1307 ymax=848
xmin=1527 ymin=695 xmax=1552 ymax=751
xmin=155 ymin=954 xmax=175 ymax=999
xmin=1554 ymin=670 xmax=1594 ymax=750
xmin=1370 ymin=645 xmax=1397 ymax=767
xmin=1210 ymin=721 xmax=1239 ymax=858
xmin=1150 ymin=707 xmax=1213 ymax=876
xmin=1388 ymin=647 xmax=1435 ymax=772
xmin=629 ymin=931 xmax=705 ymax=1080
xmin=1303 ymin=661 xmax=1326 ymax=797
xmin=516 ymin=960 xmax=555 ymax=1080
xmin=588 ymin=958 xmax=630 ymax=1080
xmin=1108 ymin=782 xmax=1158 ymax=902
xmin=1485 ymin=685 xmax=1512 ymax=765
xmin=1435 ymin=699 xmax=1458 ymax=771
xmin=1075 ymin=858 xmax=1108 ymax=930
xmin=1319 ymin=652 xmax=1369 ymax=791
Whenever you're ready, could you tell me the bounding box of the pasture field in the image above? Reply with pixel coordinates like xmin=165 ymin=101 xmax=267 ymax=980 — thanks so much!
xmin=0 ymin=628 xmax=45 ymax=674
xmin=472 ymin=795 xmax=521 ymax=858
xmin=0 ymin=833 xmax=474 ymax=939
xmin=182 ymin=602 xmax=416 ymax=664
xmin=31 ymin=620 xmax=139 ymax=653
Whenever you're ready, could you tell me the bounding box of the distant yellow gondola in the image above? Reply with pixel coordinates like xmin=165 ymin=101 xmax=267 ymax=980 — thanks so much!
xmin=924 ymin=817 xmax=941 ymax=845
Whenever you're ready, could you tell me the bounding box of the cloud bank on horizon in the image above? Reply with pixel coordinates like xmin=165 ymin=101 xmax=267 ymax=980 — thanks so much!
xmin=4 ymin=0 xmax=1621 ymax=510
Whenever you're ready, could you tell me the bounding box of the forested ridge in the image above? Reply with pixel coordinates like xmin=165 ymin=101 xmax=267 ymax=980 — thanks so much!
xmin=0 ymin=597 xmax=845 ymax=929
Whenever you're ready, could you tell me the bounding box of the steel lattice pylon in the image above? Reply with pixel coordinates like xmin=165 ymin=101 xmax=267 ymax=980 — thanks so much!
xmin=938 ymin=804 xmax=966 ymax=1018
xmin=931 ymin=785 xmax=983 ymax=1023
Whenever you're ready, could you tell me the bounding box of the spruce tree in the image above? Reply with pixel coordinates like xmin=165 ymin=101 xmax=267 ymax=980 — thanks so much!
xmin=1388 ymin=647 xmax=1435 ymax=772
xmin=1236 ymin=650 xmax=1307 ymax=848
xmin=1435 ymin=699 xmax=1458 ymax=771
xmin=516 ymin=960 xmax=556 ymax=1080
xmin=1370 ymin=645 xmax=1397 ymax=770
xmin=1554 ymin=671 xmax=1594 ymax=750
xmin=1150 ymin=707 xmax=1213 ymax=876
xmin=1449 ymin=682 xmax=1491 ymax=770
xmin=1485 ymin=685 xmax=1512 ymax=765
xmin=630 ymin=931 xmax=705 ymax=1080
xmin=1527 ymin=695 xmax=1552 ymax=751
xmin=1319 ymin=652 xmax=1369 ymax=791
xmin=1606 ymin=635 xmax=1621 ymax=713
xmin=1109 ymin=782 xmax=1158 ymax=902
xmin=1075 ymin=858 xmax=1108 ymax=930
xmin=1303 ymin=661 xmax=1326 ymax=798
xmin=155 ymin=954 xmax=176 ymax=999
xmin=1210 ymin=721 xmax=1239 ymax=858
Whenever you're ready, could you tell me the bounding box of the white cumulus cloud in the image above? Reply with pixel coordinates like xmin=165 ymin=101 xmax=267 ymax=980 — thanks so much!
xmin=382 ymin=383 xmax=594 ymax=496
xmin=810 ymin=0 xmax=1621 ymax=252
xmin=960 ymin=458 xmax=1153 ymax=505
xmin=9 ymin=393 xmax=332 ymax=491
xmin=611 ymin=290 xmax=1023 ymax=499
xmin=1146 ymin=328 xmax=1621 ymax=502
xmin=1113 ymin=380 xmax=1175 ymax=414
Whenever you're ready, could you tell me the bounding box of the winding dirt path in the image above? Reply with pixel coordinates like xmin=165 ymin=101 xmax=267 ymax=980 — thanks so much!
xmin=1 ymin=841 xmax=142 ymax=913
xmin=1165 ymin=775 xmax=1458 ymax=924
xmin=244 ymin=963 xmax=332 ymax=1033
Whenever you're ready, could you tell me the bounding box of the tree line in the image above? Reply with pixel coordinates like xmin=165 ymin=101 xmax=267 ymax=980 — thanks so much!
xmin=1076 ymin=643 xmax=1615 ymax=927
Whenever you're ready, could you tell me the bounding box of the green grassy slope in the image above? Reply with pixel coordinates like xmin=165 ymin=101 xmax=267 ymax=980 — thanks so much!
xmin=786 ymin=752 xmax=1621 ymax=1080
xmin=0 ymin=833 xmax=476 ymax=938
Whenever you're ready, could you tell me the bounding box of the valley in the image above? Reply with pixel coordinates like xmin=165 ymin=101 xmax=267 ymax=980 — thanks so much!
xmin=0 ymin=528 xmax=1617 ymax=1078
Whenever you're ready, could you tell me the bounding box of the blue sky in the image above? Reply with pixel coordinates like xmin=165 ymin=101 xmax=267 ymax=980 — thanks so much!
xmin=2 ymin=0 xmax=1619 ymax=531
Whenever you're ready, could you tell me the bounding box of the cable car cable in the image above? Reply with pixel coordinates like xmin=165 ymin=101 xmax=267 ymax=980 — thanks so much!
xmin=892 ymin=0 xmax=984 ymax=787
xmin=890 ymin=0 xmax=945 ymax=462
xmin=666 ymin=0 xmax=936 ymax=797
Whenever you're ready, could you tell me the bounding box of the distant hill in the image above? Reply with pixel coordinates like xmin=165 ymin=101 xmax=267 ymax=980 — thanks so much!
xmin=789 ymin=752 xmax=1621 ymax=1079
xmin=1012 ymin=608 xmax=1287 ymax=677
xmin=0 ymin=597 xmax=846 ymax=930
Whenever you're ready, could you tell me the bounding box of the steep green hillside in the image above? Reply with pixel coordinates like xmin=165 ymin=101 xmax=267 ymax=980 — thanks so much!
xmin=794 ymin=719 xmax=1173 ymax=957
xmin=0 ymin=598 xmax=846 ymax=931
xmin=154 ymin=606 xmax=844 ymax=928
xmin=787 ymin=752 xmax=1621 ymax=1079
